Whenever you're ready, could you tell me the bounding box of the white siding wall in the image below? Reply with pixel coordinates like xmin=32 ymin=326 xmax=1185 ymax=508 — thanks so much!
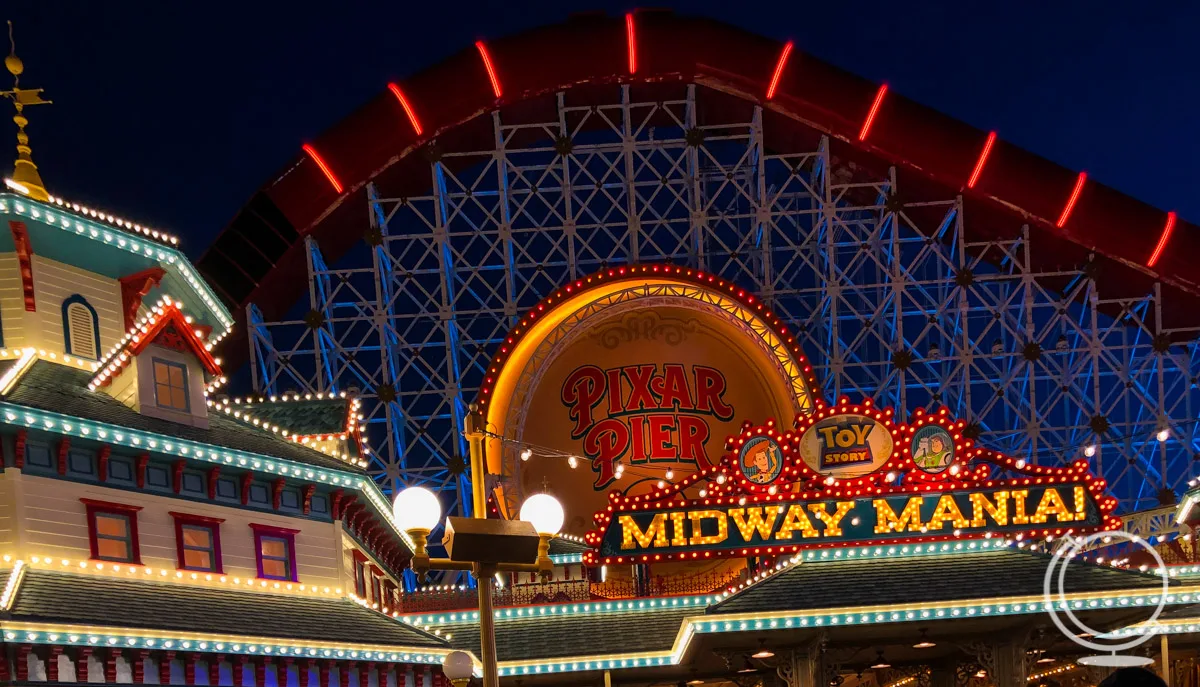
xmin=0 ymin=252 xmax=124 ymax=357
xmin=0 ymin=470 xmax=19 ymax=551
xmin=0 ymin=253 xmax=26 ymax=349
xmin=7 ymin=472 xmax=346 ymax=589
xmin=31 ymin=255 xmax=124 ymax=360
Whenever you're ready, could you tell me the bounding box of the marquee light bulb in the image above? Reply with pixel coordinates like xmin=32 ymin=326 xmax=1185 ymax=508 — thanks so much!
xmin=568 ymin=456 xmax=579 ymax=469
xmin=1157 ymin=429 xmax=1170 ymax=442
xmin=1084 ymin=444 xmax=1097 ymax=457
xmin=520 ymin=448 xmax=533 ymax=461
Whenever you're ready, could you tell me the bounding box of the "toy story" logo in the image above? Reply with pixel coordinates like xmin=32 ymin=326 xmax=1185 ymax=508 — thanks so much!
xmin=799 ymin=414 xmax=894 ymax=476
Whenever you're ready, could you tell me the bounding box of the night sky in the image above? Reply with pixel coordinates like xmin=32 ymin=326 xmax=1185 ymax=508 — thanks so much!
xmin=4 ymin=1 xmax=1197 ymax=260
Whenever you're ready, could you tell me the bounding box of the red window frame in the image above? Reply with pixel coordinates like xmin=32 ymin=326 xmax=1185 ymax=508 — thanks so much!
xmin=250 ymin=523 xmax=300 ymax=582
xmin=82 ymin=498 xmax=143 ymax=564
xmin=169 ymin=512 xmax=225 ymax=573
xmin=352 ymin=550 xmax=368 ymax=597
xmin=369 ymin=565 xmax=383 ymax=604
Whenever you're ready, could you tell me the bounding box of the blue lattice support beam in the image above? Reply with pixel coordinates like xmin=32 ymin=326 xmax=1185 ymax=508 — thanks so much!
xmin=305 ymin=236 xmax=339 ymax=394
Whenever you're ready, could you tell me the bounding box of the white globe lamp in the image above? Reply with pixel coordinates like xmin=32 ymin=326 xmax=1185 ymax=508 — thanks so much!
xmin=519 ymin=493 xmax=565 ymax=536
xmin=393 ymin=486 xmax=442 ymax=533
xmin=441 ymin=650 xmax=474 ymax=686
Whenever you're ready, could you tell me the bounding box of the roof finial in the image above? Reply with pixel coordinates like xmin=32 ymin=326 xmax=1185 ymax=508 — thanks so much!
xmin=2 ymin=21 xmax=51 ymax=201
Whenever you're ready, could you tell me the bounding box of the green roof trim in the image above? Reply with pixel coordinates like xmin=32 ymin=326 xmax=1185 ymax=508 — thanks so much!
xmin=0 ymin=363 xmax=413 ymax=555
xmin=0 ymin=194 xmax=233 ymax=334
xmin=6 ymin=362 xmax=361 ymax=473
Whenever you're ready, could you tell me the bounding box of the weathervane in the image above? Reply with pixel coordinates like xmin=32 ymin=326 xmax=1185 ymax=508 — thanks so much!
xmin=2 ymin=21 xmax=51 ymax=201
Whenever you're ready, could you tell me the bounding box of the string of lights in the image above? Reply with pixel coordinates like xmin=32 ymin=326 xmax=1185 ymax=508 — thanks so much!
xmin=0 ymin=190 xmax=233 ymax=335
xmin=483 ymin=430 xmax=682 ymax=484
xmin=2 ymin=554 xmax=346 ymax=598
xmin=205 ymin=394 xmax=369 ymax=468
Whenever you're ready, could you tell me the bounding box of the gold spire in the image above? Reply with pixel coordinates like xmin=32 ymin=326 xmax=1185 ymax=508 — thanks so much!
xmin=2 ymin=21 xmax=51 ymax=201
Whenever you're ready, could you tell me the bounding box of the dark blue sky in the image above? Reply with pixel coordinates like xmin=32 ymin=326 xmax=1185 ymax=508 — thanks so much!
xmin=5 ymin=1 xmax=1197 ymax=260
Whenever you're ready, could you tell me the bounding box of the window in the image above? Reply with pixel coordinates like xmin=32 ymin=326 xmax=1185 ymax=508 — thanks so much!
xmin=370 ymin=570 xmax=382 ymax=604
xmin=353 ymin=553 xmax=368 ymax=597
xmin=62 ymin=295 xmax=100 ymax=360
xmin=152 ymin=358 xmax=190 ymax=411
xmin=82 ymin=499 xmax=142 ymax=564
xmin=170 ymin=512 xmax=224 ymax=573
xmin=251 ymin=524 xmax=299 ymax=582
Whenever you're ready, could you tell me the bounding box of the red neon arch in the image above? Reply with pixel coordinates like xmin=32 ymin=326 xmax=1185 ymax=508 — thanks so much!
xmin=205 ymin=12 xmax=1195 ymax=370
xmin=301 ymin=144 xmax=342 ymax=194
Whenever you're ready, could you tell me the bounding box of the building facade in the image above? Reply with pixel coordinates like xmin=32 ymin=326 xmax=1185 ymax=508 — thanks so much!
xmin=6 ymin=10 xmax=1200 ymax=687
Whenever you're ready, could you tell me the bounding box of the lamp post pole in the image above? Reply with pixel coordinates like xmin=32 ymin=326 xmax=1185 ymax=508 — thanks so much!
xmin=395 ymin=483 xmax=562 ymax=687
xmin=464 ymin=404 xmax=488 ymax=519
xmin=475 ymin=563 xmax=500 ymax=687
xmin=466 ymin=404 xmax=499 ymax=686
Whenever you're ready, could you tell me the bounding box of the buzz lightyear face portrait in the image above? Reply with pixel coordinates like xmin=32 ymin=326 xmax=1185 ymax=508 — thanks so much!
xmin=911 ymin=425 xmax=954 ymax=474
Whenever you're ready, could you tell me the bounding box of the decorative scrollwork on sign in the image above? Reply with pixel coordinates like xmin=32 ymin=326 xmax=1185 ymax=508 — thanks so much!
xmin=588 ymin=310 xmax=699 ymax=349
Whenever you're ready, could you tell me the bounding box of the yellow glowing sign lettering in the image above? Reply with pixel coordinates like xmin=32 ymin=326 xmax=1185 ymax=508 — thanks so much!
xmin=1010 ymin=490 xmax=1031 ymax=525
xmin=608 ymin=485 xmax=1096 ymax=553
xmin=969 ymin=491 xmax=1008 ymax=528
xmin=688 ymin=510 xmax=728 ymax=546
xmin=1030 ymin=487 xmax=1075 ymax=524
xmin=620 ymin=513 xmax=668 ymax=549
xmin=807 ymin=502 xmax=855 ymax=536
xmin=775 ymin=504 xmax=820 ymax=539
xmin=873 ymin=497 xmax=925 ymax=534
xmin=729 ymin=506 xmax=783 ymax=541
xmin=669 ymin=511 xmax=689 ymax=547
xmin=926 ymin=493 xmax=969 ymax=530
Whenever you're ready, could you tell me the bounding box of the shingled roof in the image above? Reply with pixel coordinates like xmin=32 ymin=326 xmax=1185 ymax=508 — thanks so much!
xmin=226 ymin=397 xmax=353 ymax=436
xmin=448 ymin=607 xmax=694 ymax=661
xmin=548 ymin=537 xmax=590 ymax=556
xmin=711 ymin=548 xmax=1170 ymax=615
xmin=3 ymin=361 xmax=363 ymax=473
xmin=4 ymin=569 xmax=444 ymax=647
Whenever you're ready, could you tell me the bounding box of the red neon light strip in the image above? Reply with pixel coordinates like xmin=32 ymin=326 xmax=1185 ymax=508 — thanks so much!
xmin=1056 ymin=171 xmax=1087 ymax=228
xmin=966 ymin=131 xmax=997 ymax=189
xmin=476 ymin=40 xmax=502 ymax=98
xmin=1148 ymin=211 xmax=1178 ymax=268
xmin=858 ymin=83 xmax=888 ymax=141
xmin=625 ymin=13 xmax=637 ymax=75
xmin=302 ymin=144 xmax=343 ymax=194
xmin=387 ymin=83 xmax=423 ymax=136
xmin=765 ymin=41 xmax=794 ymax=101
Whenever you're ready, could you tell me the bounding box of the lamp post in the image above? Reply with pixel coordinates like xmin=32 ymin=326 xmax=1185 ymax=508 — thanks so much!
xmin=394 ymin=486 xmax=564 ymax=687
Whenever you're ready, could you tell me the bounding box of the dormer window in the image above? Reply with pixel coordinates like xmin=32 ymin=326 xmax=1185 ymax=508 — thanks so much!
xmin=88 ymin=298 xmax=222 ymax=429
xmin=62 ymin=294 xmax=100 ymax=360
xmin=152 ymin=358 xmax=190 ymax=412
